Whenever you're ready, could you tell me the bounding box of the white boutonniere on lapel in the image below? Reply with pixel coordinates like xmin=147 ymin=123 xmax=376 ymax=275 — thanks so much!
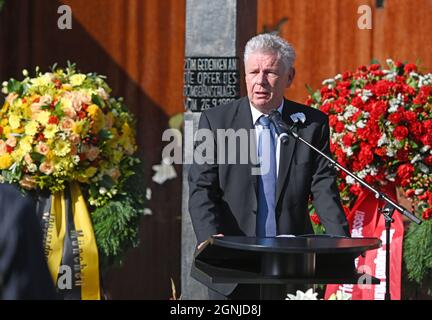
xmin=290 ymin=112 xmax=306 ymax=125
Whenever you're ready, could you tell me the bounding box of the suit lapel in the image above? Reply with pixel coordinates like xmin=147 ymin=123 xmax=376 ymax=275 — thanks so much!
xmin=276 ymin=99 xmax=297 ymax=209
xmin=232 ymin=98 xmax=259 ymax=198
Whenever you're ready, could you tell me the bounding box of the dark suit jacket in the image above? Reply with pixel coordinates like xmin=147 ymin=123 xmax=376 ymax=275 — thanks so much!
xmin=189 ymin=97 xmax=350 ymax=244
xmin=188 ymin=97 xmax=350 ymax=297
xmin=0 ymin=183 xmax=56 ymax=299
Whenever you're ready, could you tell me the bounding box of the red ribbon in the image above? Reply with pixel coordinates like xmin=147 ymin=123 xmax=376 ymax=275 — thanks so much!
xmin=325 ymin=184 xmax=404 ymax=300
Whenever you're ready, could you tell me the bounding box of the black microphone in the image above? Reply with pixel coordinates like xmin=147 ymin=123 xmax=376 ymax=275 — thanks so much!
xmin=268 ymin=110 xmax=291 ymax=144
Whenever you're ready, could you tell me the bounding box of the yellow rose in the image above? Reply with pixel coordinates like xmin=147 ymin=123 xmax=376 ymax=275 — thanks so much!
xmin=87 ymin=104 xmax=100 ymax=117
xmin=36 ymin=111 xmax=50 ymax=125
xmin=25 ymin=120 xmax=39 ymax=136
xmin=0 ymin=153 xmax=13 ymax=169
xmin=72 ymin=121 xmax=85 ymax=135
xmin=69 ymin=74 xmax=86 ymax=87
xmin=9 ymin=115 xmax=21 ymax=129
xmin=31 ymin=73 xmax=52 ymax=87
xmin=11 ymin=148 xmax=25 ymax=162
xmin=44 ymin=124 xmax=58 ymax=139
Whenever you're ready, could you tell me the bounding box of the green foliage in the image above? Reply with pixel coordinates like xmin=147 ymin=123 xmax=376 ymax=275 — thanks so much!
xmin=0 ymin=0 xmax=5 ymax=11
xmin=403 ymin=219 xmax=432 ymax=295
xmin=89 ymin=159 xmax=146 ymax=269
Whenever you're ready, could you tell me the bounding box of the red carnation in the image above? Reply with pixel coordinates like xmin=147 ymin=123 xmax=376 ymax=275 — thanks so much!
xmin=329 ymin=115 xmax=338 ymax=127
xmin=351 ymin=96 xmax=364 ymax=108
xmin=388 ymin=112 xmax=403 ymax=124
xmin=369 ymin=64 xmax=381 ymax=71
xmin=310 ymin=213 xmax=321 ymax=225
xmin=343 ymin=133 xmax=354 ymax=147
xmin=422 ymin=208 xmax=432 ymax=220
xmin=424 ymin=155 xmax=432 ymax=166
xmin=320 ymin=103 xmax=331 ymax=114
xmin=396 ymin=149 xmax=409 ymax=162
xmin=374 ymin=147 xmax=387 ymax=157
xmin=335 ymin=121 xmax=345 ymax=133
xmin=421 ymin=132 xmax=432 ymax=146
xmin=404 ymin=110 xmax=418 ymax=123
xmin=359 ymin=144 xmax=374 ymax=166
xmin=404 ymin=63 xmax=417 ymax=74
xmin=350 ymin=184 xmax=363 ymax=196
xmin=370 ymin=101 xmax=387 ymax=119
xmin=428 ymin=191 xmax=432 ymax=207
xmin=375 ymin=80 xmax=391 ymax=96
xmin=393 ymin=126 xmax=409 ymax=140
xmin=48 ymin=115 xmax=59 ymax=125
xmin=409 ymin=122 xmax=423 ymax=139
xmin=397 ymin=163 xmax=414 ymax=180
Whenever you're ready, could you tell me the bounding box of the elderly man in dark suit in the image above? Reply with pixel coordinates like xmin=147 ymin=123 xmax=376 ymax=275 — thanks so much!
xmin=0 ymin=183 xmax=56 ymax=299
xmin=188 ymin=33 xmax=350 ymax=299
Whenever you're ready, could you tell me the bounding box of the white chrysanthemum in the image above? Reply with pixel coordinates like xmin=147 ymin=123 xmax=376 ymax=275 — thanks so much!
xmin=346 ymin=175 xmax=356 ymax=185
xmin=343 ymin=105 xmax=359 ymax=119
xmin=357 ymin=170 xmax=367 ymax=179
xmin=411 ymin=154 xmax=422 ymax=164
xmin=322 ymin=78 xmax=335 ymax=85
xmin=415 ymin=189 xmax=424 ymax=195
xmin=286 ymin=289 xmax=318 ymax=300
xmin=420 ymin=145 xmax=431 ymax=153
xmin=357 ymin=120 xmax=366 ymax=129
xmin=346 ymin=124 xmax=357 ymax=132
xmin=377 ymin=134 xmax=388 ymax=147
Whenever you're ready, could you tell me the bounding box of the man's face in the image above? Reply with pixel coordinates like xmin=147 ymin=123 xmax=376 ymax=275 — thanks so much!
xmin=245 ymin=51 xmax=295 ymax=114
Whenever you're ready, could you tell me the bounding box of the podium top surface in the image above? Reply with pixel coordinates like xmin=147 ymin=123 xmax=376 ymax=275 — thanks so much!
xmin=208 ymin=236 xmax=381 ymax=254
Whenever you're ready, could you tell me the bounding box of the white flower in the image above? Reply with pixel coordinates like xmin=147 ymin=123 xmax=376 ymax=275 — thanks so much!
xmin=415 ymin=189 xmax=424 ymax=195
xmin=146 ymin=187 xmax=152 ymax=200
xmin=343 ymin=105 xmax=359 ymax=119
xmin=152 ymin=157 xmax=177 ymax=184
xmin=322 ymin=78 xmax=335 ymax=86
xmin=420 ymin=145 xmax=431 ymax=153
xmin=22 ymin=69 xmax=29 ymax=77
xmin=377 ymin=134 xmax=388 ymax=147
xmin=345 ymin=124 xmax=357 ymax=132
xmin=99 ymin=187 xmax=107 ymax=195
xmin=346 ymin=175 xmax=356 ymax=185
xmin=290 ymin=112 xmax=306 ymax=124
xmin=356 ymin=120 xmax=366 ymax=128
xmin=418 ymin=163 xmax=430 ymax=174
xmin=328 ymin=290 xmax=352 ymax=300
xmin=2 ymin=81 xmax=7 ymax=87
xmin=411 ymin=154 xmax=422 ymax=164
xmin=286 ymin=288 xmax=318 ymax=300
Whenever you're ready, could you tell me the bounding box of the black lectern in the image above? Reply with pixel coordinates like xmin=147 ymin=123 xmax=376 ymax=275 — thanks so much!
xmin=191 ymin=235 xmax=381 ymax=299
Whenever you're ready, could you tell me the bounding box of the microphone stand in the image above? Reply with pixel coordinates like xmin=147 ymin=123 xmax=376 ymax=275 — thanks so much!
xmin=270 ymin=112 xmax=422 ymax=300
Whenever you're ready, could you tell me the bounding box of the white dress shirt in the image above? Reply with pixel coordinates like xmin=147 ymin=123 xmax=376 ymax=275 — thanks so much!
xmin=250 ymin=100 xmax=284 ymax=177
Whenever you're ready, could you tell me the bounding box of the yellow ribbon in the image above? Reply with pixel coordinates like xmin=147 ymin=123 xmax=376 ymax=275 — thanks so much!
xmin=45 ymin=182 xmax=100 ymax=300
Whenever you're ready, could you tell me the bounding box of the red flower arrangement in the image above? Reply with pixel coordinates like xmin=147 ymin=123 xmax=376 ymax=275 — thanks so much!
xmin=307 ymin=59 xmax=432 ymax=221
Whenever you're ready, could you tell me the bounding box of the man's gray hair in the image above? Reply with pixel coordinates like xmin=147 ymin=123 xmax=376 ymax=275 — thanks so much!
xmin=244 ymin=33 xmax=296 ymax=71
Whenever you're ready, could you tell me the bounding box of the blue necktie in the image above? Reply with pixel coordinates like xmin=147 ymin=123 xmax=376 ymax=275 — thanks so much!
xmin=256 ymin=115 xmax=277 ymax=237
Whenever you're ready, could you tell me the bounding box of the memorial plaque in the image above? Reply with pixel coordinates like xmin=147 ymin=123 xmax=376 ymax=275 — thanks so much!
xmin=184 ymin=57 xmax=240 ymax=111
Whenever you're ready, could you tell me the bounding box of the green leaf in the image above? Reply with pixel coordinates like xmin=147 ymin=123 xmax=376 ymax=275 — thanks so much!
xmin=7 ymin=79 xmax=23 ymax=95
xmin=100 ymin=175 xmax=115 ymax=189
xmin=53 ymin=100 xmax=64 ymax=117
xmin=30 ymin=152 xmax=44 ymax=163
xmin=98 ymin=129 xmax=113 ymax=141
xmin=92 ymin=94 xmax=104 ymax=107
